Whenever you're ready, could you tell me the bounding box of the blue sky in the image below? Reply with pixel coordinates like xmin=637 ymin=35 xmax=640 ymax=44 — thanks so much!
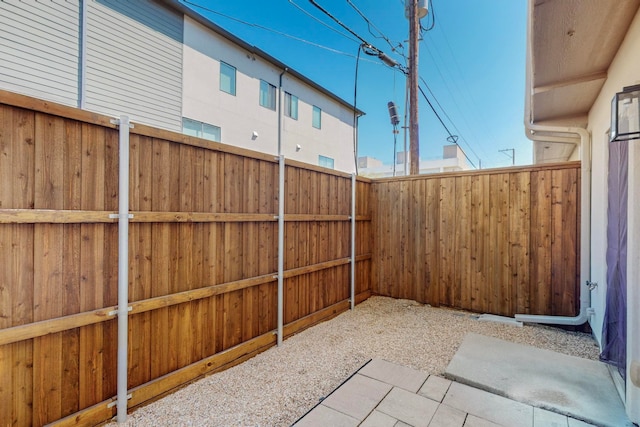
xmin=181 ymin=0 xmax=529 ymax=169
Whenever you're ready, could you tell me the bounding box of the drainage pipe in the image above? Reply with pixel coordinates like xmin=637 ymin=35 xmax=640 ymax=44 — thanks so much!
xmin=277 ymin=154 xmax=285 ymax=346
xmin=277 ymin=68 xmax=288 ymax=156
xmin=350 ymin=173 xmax=356 ymax=310
xmin=516 ymin=0 xmax=592 ymax=325
xmin=116 ymin=116 xmax=131 ymax=422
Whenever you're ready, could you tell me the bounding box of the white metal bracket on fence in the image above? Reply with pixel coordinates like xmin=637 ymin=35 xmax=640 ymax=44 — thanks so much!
xmin=108 ymin=306 xmax=132 ymax=317
xmin=109 ymin=214 xmax=134 ymax=219
xmin=110 ymin=118 xmax=135 ymax=129
xmin=107 ymin=394 xmax=132 ymax=409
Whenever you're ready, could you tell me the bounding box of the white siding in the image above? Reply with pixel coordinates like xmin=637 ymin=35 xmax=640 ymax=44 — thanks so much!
xmin=0 ymin=0 xmax=80 ymax=106
xmin=84 ymin=0 xmax=183 ymax=130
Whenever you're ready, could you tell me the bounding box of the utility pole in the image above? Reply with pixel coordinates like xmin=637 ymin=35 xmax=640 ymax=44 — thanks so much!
xmin=499 ymin=148 xmax=515 ymax=166
xmin=408 ymin=0 xmax=420 ymax=175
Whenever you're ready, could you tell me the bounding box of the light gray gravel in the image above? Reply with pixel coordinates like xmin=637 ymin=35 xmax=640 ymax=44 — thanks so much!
xmin=110 ymin=296 xmax=600 ymax=427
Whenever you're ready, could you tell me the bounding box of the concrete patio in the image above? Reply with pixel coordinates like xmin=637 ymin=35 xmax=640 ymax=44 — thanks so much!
xmin=293 ymin=334 xmax=631 ymax=427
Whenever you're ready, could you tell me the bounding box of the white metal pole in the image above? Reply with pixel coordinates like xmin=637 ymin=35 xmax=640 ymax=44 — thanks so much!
xmin=116 ymin=116 xmax=130 ymax=423
xmin=350 ymin=173 xmax=356 ymax=310
xmin=277 ymin=155 xmax=285 ymax=345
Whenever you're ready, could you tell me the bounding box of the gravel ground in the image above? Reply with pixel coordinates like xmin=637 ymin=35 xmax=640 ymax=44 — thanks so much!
xmin=110 ymin=296 xmax=600 ymax=427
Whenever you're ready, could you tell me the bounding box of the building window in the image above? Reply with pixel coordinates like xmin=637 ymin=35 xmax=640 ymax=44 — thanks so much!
xmin=220 ymin=62 xmax=236 ymax=95
xmin=285 ymin=92 xmax=298 ymax=120
xmin=318 ymin=155 xmax=334 ymax=169
xmin=259 ymin=80 xmax=276 ymax=110
xmin=182 ymin=118 xmax=221 ymax=142
xmin=312 ymin=105 xmax=322 ymax=129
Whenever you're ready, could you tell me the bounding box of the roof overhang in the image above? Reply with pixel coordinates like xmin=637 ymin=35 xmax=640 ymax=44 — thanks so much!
xmin=525 ymin=0 xmax=640 ymax=163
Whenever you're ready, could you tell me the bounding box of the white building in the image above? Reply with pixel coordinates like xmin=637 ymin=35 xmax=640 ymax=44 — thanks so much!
xmin=0 ymin=0 xmax=362 ymax=172
xmin=358 ymin=144 xmax=471 ymax=178
xmin=524 ymin=0 xmax=640 ymax=422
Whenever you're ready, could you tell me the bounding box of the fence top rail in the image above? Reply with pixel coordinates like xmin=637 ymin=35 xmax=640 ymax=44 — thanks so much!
xmin=370 ymin=161 xmax=581 ymax=183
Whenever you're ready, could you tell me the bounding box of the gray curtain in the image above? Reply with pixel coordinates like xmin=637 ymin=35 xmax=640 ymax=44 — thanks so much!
xmin=600 ymin=139 xmax=628 ymax=378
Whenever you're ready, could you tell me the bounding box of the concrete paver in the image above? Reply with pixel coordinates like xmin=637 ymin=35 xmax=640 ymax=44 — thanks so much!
xmin=360 ymin=410 xmax=398 ymax=427
xmin=419 ymin=375 xmax=452 ymax=403
xmin=359 ymin=359 xmax=428 ymax=392
xmin=443 ymin=382 xmax=533 ymax=427
xmin=428 ymin=403 xmax=466 ymax=427
xmin=294 ymin=404 xmax=359 ymax=427
xmin=322 ymin=373 xmax=392 ymax=421
xmin=294 ymin=357 xmax=618 ymax=427
xmin=463 ymin=415 xmax=502 ymax=427
xmin=377 ymin=387 xmax=439 ymax=427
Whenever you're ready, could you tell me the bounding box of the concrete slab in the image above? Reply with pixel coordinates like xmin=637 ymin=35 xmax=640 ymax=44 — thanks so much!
xmin=445 ymin=333 xmax=631 ymax=427
xmin=443 ymin=382 xmax=533 ymax=427
xmin=293 ymin=404 xmax=359 ymax=427
xmin=533 ymin=407 xmax=568 ymax=427
xmin=419 ymin=375 xmax=452 ymax=403
xmin=428 ymin=403 xmax=466 ymax=427
xmin=321 ymin=373 xmax=392 ymax=421
xmin=377 ymin=387 xmax=439 ymax=427
xmin=360 ymin=410 xmax=398 ymax=427
xmin=360 ymin=358 xmax=428 ymax=392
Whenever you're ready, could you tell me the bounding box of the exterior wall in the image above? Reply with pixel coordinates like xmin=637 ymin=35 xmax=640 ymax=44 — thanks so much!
xmin=0 ymin=0 xmax=80 ymax=106
xmin=586 ymin=7 xmax=640 ymax=423
xmin=85 ymin=0 xmax=183 ymax=131
xmin=182 ymin=17 xmax=357 ymax=172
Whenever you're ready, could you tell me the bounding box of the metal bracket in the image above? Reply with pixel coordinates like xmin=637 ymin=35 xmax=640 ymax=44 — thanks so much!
xmin=109 ymin=118 xmax=134 ymax=128
xmin=108 ymin=306 xmax=133 ymax=316
xmin=107 ymin=394 xmax=132 ymax=408
xmin=109 ymin=213 xmax=134 ymax=219
xmin=586 ymin=280 xmax=598 ymax=291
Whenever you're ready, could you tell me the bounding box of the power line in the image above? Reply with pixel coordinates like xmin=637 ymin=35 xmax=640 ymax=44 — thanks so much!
xmin=181 ymin=0 xmax=379 ymax=62
xmin=346 ymin=0 xmax=404 ymax=53
xmin=418 ymin=84 xmax=478 ymax=169
xmin=288 ymin=0 xmax=360 ymax=44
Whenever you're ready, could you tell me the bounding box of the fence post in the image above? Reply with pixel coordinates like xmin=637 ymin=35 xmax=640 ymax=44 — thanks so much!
xmin=112 ymin=115 xmax=131 ymax=423
xmin=277 ymin=155 xmax=285 ymax=345
xmin=350 ymin=173 xmax=356 ymax=310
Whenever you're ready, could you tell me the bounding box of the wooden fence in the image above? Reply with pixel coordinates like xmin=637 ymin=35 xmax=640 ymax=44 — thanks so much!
xmin=0 ymin=90 xmax=582 ymax=427
xmin=0 ymin=91 xmax=372 ymax=426
xmin=370 ymin=163 xmax=581 ymax=317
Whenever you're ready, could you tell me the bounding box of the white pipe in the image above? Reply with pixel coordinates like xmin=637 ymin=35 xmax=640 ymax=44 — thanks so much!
xmin=277 ymin=155 xmax=285 ymax=346
xmin=116 ymin=116 xmax=130 ymax=423
xmin=516 ymin=0 xmax=592 ymax=326
xmin=350 ymin=173 xmax=356 ymax=310
xmin=277 ymin=68 xmax=288 ymax=156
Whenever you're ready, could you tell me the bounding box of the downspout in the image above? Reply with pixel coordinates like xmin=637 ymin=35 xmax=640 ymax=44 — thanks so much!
xmin=79 ymin=0 xmax=88 ymax=109
xmin=277 ymin=68 xmax=288 ymax=156
xmin=515 ymin=0 xmax=592 ymax=326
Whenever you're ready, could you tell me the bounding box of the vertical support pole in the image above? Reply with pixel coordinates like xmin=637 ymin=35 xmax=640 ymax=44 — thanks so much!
xmin=409 ymin=0 xmax=420 ymax=175
xmin=277 ymin=155 xmax=285 ymax=346
xmin=350 ymin=173 xmax=356 ymax=310
xmin=116 ymin=116 xmax=130 ymax=423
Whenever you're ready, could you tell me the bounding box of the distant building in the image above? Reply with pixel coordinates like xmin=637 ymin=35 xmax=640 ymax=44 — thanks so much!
xmin=358 ymin=144 xmax=471 ymax=178
xmin=0 ymin=0 xmax=363 ymax=172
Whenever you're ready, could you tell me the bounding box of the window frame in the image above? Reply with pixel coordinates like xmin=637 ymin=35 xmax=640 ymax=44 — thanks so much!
xmin=312 ymin=105 xmax=322 ymax=129
xmin=318 ymin=155 xmax=334 ymax=169
xmin=284 ymin=92 xmax=298 ymax=120
xmin=219 ymin=62 xmax=236 ymax=96
xmin=182 ymin=117 xmax=221 ymax=142
xmin=259 ymin=80 xmax=276 ymax=110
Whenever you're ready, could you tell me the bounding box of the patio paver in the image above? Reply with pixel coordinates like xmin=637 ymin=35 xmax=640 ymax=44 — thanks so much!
xmin=322 ymin=373 xmax=393 ymax=421
xmin=359 ymin=410 xmax=398 ymax=427
xmin=376 ymin=387 xmax=439 ymax=427
xmin=359 ymin=358 xmax=429 ymax=393
xmin=294 ymin=404 xmax=359 ymax=427
xmin=428 ymin=403 xmax=466 ymax=427
xmin=419 ymin=375 xmax=452 ymax=403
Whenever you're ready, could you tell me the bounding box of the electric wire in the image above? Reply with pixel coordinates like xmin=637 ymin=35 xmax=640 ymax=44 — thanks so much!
xmin=418 ymin=84 xmax=478 ymax=169
xmin=419 ymin=76 xmax=483 ymax=166
xmin=288 ymin=0 xmax=360 ymax=44
xmin=420 ymin=0 xmax=435 ymax=32
xmin=346 ymin=0 xmax=404 ymax=54
xmin=181 ymin=0 xmax=379 ymax=62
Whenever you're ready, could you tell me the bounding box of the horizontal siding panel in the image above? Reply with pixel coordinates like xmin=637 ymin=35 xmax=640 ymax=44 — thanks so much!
xmin=0 ymin=0 xmax=79 ymax=107
xmin=85 ymin=0 xmax=182 ymax=132
xmin=87 ymin=23 xmax=183 ymax=70
xmin=0 ymin=0 xmax=79 ymax=30
xmin=84 ymin=69 xmax=182 ymax=111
